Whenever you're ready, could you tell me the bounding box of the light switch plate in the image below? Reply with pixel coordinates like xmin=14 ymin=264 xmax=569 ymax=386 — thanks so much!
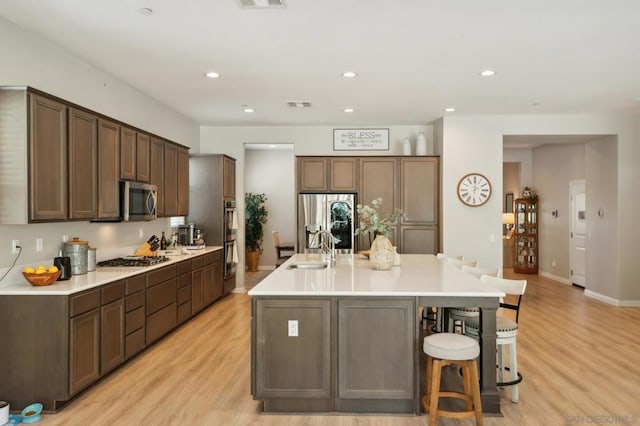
xmin=288 ymin=320 xmax=298 ymax=337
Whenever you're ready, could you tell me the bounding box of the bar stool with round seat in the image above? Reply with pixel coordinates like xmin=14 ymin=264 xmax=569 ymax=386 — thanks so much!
xmin=422 ymin=333 xmax=483 ymax=426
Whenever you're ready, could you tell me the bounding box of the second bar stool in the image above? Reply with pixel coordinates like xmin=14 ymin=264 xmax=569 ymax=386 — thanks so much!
xmin=422 ymin=333 xmax=483 ymax=426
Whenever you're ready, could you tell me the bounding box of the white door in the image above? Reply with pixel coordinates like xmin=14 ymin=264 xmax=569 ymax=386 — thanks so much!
xmin=570 ymin=180 xmax=586 ymax=287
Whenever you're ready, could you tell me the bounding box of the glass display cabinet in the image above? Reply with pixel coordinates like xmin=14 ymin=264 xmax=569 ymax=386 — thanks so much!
xmin=514 ymin=198 xmax=538 ymax=274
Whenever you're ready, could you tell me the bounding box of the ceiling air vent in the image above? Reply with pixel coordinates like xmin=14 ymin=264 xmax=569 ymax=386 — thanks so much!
xmin=239 ymin=0 xmax=286 ymax=9
xmin=287 ymin=101 xmax=312 ymax=108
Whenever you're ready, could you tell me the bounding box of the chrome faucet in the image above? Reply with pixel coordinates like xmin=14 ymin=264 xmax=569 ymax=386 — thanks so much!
xmin=311 ymin=230 xmax=336 ymax=267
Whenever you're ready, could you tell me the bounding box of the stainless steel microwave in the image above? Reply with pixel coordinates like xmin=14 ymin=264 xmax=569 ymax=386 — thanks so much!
xmin=121 ymin=181 xmax=157 ymax=221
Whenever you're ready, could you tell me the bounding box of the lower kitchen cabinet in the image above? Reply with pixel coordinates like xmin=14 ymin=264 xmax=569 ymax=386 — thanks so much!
xmin=191 ymin=268 xmax=204 ymax=314
xmin=69 ymin=307 xmax=100 ymax=395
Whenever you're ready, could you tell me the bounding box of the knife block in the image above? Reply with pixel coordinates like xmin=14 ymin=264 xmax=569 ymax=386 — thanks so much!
xmin=134 ymin=242 xmax=157 ymax=257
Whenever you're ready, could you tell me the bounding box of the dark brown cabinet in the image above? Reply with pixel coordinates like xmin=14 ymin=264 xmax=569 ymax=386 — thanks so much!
xmin=69 ymin=290 xmax=101 ymax=395
xmin=124 ymin=274 xmax=146 ymax=359
xmin=100 ymin=280 xmax=125 ymax=374
xmin=298 ymin=157 xmax=328 ymax=191
xmin=149 ymin=137 xmax=165 ymax=217
xmin=359 ymin=158 xmax=398 ymax=249
xmin=177 ymin=147 xmax=189 ymax=216
xmin=223 ymin=155 xmax=236 ymax=199
xmin=145 ymin=264 xmax=177 ymax=344
xmin=176 ymin=260 xmax=192 ymax=324
xmin=191 ymin=267 xmax=204 ymax=315
xmin=120 ymin=126 xmax=137 ymax=181
xmin=163 ymin=143 xmax=178 ymax=216
xmin=29 ymin=94 xmax=68 ymax=221
xmin=97 ymin=118 xmax=120 ymax=219
xmin=297 ymin=157 xmax=358 ymax=192
xmin=514 ymin=198 xmax=539 ymax=274
xmin=136 ymin=132 xmax=150 ymax=183
xmin=68 ymin=108 xmax=97 ymax=220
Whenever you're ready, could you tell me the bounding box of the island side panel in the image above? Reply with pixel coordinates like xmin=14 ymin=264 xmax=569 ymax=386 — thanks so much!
xmin=253 ymin=297 xmax=332 ymax=412
xmin=479 ymin=305 xmax=500 ymax=413
xmin=336 ymin=297 xmax=415 ymax=414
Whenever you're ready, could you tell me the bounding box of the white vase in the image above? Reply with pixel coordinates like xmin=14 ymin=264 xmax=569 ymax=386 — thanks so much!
xmin=416 ymin=132 xmax=428 ymax=156
xmin=392 ymin=246 xmax=401 ymax=266
xmin=369 ymin=235 xmax=394 ymax=270
xmin=402 ymin=138 xmax=412 ymax=155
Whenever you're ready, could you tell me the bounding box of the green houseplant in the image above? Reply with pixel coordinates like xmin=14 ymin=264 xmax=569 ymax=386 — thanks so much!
xmin=245 ymin=192 xmax=268 ymax=272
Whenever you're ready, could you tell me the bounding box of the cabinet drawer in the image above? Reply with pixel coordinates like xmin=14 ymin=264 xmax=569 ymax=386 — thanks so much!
xmin=125 ymin=307 xmax=145 ymax=335
xmin=203 ymin=253 xmax=214 ymax=265
xmin=146 ymin=302 xmax=176 ymax=344
xmin=146 ymin=278 xmax=176 ymax=315
xmin=191 ymin=256 xmax=204 ymax=269
xmin=177 ymin=301 xmax=191 ymax=324
xmin=147 ymin=264 xmax=176 ymax=288
xmin=102 ymin=280 xmax=125 ymax=305
xmin=126 ymin=274 xmax=146 ymax=295
xmin=70 ymin=289 xmax=100 ymax=317
xmin=125 ymin=328 xmax=145 ymax=359
xmin=177 ymin=285 xmax=191 ymax=305
xmin=177 ymin=272 xmax=191 ymax=289
xmin=177 ymin=260 xmax=191 ymax=276
xmin=125 ymin=291 xmax=145 ymax=312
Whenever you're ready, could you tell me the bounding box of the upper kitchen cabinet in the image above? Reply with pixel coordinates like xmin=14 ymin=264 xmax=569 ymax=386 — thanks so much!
xmin=149 ymin=137 xmax=165 ymax=217
xmin=163 ymin=143 xmax=178 ymax=217
xmin=29 ymin=94 xmax=68 ymax=221
xmin=120 ymin=127 xmax=150 ymax=183
xmin=68 ymin=108 xmax=98 ymax=220
xmin=223 ymin=155 xmax=236 ymax=199
xmin=359 ymin=158 xmax=397 ymax=248
xmin=400 ymin=158 xmax=438 ymax=225
xmin=97 ymin=118 xmax=121 ymax=219
xmin=298 ymin=157 xmax=358 ymax=192
xmin=136 ymin=132 xmax=150 ymax=183
xmin=177 ymin=147 xmax=189 ymax=216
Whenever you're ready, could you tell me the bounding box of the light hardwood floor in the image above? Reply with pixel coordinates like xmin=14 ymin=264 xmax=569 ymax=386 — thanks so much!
xmin=37 ymin=271 xmax=640 ymax=425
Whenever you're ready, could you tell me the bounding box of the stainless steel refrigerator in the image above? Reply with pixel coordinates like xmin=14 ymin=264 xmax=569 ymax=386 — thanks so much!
xmin=297 ymin=193 xmax=356 ymax=253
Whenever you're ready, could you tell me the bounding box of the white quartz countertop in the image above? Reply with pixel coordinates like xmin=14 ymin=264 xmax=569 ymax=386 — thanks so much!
xmin=0 ymin=246 xmax=223 ymax=296
xmin=248 ymin=253 xmax=505 ymax=298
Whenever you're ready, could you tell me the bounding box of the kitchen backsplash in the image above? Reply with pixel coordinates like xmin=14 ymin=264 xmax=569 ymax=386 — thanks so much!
xmin=0 ymin=219 xmax=174 ymax=287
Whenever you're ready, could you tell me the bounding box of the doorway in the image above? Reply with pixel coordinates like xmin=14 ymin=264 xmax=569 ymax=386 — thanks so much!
xmin=569 ymin=179 xmax=586 ymax=287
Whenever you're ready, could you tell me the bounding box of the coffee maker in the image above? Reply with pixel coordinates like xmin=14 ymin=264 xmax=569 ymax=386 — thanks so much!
xmin=178 ymin=224 xmax=205 ymax=246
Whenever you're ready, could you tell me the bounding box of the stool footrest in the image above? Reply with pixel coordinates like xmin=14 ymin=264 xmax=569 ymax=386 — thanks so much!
xmin=497 ymin=371 xmax=523 ymax=387
xmin=422 ymin=394 xmax=479 ymax=420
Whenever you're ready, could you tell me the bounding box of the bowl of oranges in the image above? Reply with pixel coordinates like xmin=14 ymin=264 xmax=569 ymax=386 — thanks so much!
xmin=23 ymin=265 xmax=61 ymax=286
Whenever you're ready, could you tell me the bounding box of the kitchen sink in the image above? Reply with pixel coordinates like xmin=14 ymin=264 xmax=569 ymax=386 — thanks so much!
xmin=287 ymin=261 xmax=328 ymax=270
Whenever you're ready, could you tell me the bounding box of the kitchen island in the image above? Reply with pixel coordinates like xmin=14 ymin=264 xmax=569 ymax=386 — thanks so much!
xmin=248 ymin=253 xmax=504 ymax=415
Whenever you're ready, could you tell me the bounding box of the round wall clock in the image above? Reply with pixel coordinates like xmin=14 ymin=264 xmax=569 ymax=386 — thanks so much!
xmin=457 ymin=173 xmax=492 ymax=207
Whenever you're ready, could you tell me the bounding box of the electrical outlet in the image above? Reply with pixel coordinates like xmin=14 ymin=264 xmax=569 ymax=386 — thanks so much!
xmin=62 ymin=235 xmax=69 ymax=242
xmin=12 ymin=239 xmax=20 ymax=254
xmin=551 ymin=260 xmax=557 ymax=267
xmin=288 ymin=320 xmax=298 ymax=337
xmin=139 ymin=228 xmax=144 ymax=238
xmin=36 ymin=237 xmax=43 ymax=252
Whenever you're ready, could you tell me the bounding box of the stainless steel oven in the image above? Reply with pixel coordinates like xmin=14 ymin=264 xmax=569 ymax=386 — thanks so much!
xmin=224 ymin=240 xmax=237 ymax=279
xmin=224 ymin=200 xmax=238 ymax=241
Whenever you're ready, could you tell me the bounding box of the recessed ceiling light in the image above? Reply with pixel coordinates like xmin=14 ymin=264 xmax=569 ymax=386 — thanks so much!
xmin=479 ymin=70 xmax=496 ymax=77
xmin=344 ymin=108 xmax=355 ymax=113
xmin=139 ymin=7 xmax=153 ymax=15
xmin=342 ymin=71 xmax=358 ymax=78
xmin=243 ymin=107 xmax=254 ymax=113
xmin=205 ymin=71 xmax=220 ymax=79
xmin=444 ymin=107 xmax=456 ymax=112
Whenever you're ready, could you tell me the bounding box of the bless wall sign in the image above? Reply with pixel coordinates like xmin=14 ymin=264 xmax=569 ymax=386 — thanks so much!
xmin=333 ymin=128 xmax=389 ymax=151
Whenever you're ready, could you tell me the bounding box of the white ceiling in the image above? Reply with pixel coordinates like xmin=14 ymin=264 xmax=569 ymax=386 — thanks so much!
xmin=2 ymin=0 xmax=640 ymax=127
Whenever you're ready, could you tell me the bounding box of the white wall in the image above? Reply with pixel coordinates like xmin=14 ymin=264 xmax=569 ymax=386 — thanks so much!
xmin=0 ymin=18 xmax=200 ymax=285
xmin=442 ymin=113 xmax=639 ymax=304
xmin=245 ymin=148 xmax=295 ymax=270
xmin=532 ymin=144 xmax=586 ymax=280
xmin=504 ymin=148 xmax=533 ymax=190
xmin=200 ymin=125 xmax=433 ymax=289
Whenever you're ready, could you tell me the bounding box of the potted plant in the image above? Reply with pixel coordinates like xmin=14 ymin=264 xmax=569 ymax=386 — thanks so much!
xmin=245 ymin=192 xmax=268 ymax=272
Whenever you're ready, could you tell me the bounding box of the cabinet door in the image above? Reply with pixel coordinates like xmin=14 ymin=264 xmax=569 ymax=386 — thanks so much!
xmin=191 ymin=268 xmax=204 ymax=314
xmin=29 ymin=94 xmax=67 ymax=221
xmin=399 ymin=226 xmax=438 ymax=254
xmin=330 ymin=158 xmax=358 ymax=191
xmin=120 ymin=126 xmax=136 ymax=181
xmin=298 ymin=157 xmax=328 ymax=191
xmin=68 ymin=108 xmax=97 ymax=220
xmin=203 ymin=264 xmax=214 ymax=305
xmin=164 ymin=143 xmax=178 ymax=216
xmin=149 ymin=138 xmax=165 ymax=217
xmin=337 ymin=298 xmax=414 ymax=400
xmin=223 ymin=156 xmax=236 ymax=199
xmin=69 ymin=309 xmax=100 ymax=395
xmin=400 ymin=158 xmax=438 ymax=225
xmin=97 ymin=118 xmax=120 ymax=219
xmin=254 ymin=298 xmax=331 ymax=399
xmin=212 ymin=260 xmax=223 ymax=302
xmin=100 ymin=299 xmax=125 ymax=374
xmin=359 ymin=158 xmax=397 ymax=248
xmin=136 ymin=132 xmax=150 ymax=183
xmin=177 ymin=147 xmax=189 ymax=216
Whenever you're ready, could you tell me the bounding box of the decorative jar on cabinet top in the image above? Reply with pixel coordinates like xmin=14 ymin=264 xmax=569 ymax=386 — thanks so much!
xmin=369 ymin=234 xmax=394 ymax=270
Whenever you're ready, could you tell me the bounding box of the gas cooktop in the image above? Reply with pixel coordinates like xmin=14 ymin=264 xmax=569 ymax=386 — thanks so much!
xmin=97 ymin=256 xmax=170 ymax=268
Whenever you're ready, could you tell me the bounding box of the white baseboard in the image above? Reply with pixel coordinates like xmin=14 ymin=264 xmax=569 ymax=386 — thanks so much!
xmin=539 ymin=271 xmax=571 ymax=285
xmin=584 ymin=289 xmax=640 ymax=307
xmin=232 ymin=287 xmax=247 ymax=294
